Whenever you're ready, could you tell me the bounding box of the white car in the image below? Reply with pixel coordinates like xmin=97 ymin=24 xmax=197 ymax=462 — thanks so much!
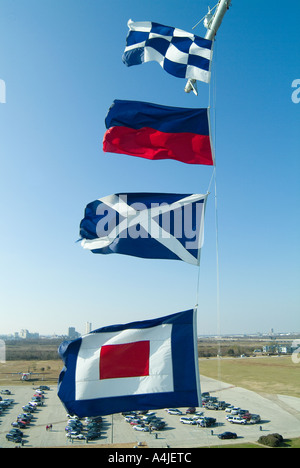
xmin=133 ymin=424 xmax=149 ymax=432
xmin=142 ymin=411 xmax=156 ymax=418
xmin=180 ymin=417 xmax=197 ymax=425
xmin=192 ymin=411 xmax=204 ymax=418
xmin=125 ymin=415 xmax=140 ymax=423
xmin=166 ymin=408 xmax=182 ymax=415
xmin=225 ymin=405 xmax=234 ymax=412
xmin=66 ymin=432 xmax=85 ymax=439
xmin=227 ymin=416 xmax=247 ymax=424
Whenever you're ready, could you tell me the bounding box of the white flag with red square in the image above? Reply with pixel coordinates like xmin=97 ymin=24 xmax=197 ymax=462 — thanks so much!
xmin=58 ymin=309 xmax=201 ymax=417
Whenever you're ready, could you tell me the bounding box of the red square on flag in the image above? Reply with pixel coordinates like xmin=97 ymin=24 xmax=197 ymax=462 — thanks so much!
xmin=99 ymin=341 xmax=150 ymax=380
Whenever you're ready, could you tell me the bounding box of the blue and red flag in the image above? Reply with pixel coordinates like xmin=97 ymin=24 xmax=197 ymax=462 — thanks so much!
xmin=57 ymin=309 xmax=201 ymax=417
xmin=103 ymin=100 xmax=214 ymax=165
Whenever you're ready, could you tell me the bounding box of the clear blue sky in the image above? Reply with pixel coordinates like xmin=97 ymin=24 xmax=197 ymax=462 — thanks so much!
xmin=0 ymin=0 xmax=299 ymax=336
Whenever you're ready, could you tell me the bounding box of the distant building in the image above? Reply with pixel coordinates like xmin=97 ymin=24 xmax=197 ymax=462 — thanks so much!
xmin=85 ymin=322 xmax=92 ymax=334
xmin=19 ymin=329 xmax=39 ymax=339
xmin=263 ymin=344 xmax=294 ymax=354
xmin=68 ymin=327 xmax=80 ymax=340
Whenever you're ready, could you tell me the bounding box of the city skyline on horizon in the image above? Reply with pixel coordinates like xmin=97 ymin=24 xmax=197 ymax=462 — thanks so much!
xmin=1 ymin=323 xmax=299 ymax=339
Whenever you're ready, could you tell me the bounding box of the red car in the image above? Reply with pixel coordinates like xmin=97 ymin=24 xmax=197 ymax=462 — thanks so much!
xmin=17 ymin=419 xmax=30 ymax=425
xmin=130 ymin=419 xmax=143 ymax=426
xmin=186 ymin=407 xmax=196 ymax=414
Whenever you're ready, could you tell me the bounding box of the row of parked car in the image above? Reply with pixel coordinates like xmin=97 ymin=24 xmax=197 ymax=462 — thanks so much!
xmin=0 ymin=389 xmax=13 ymax=414
xmin=202 ymin=393 xmax=261 ymax=425
xmin=1 ymin=392 xmax=18 ymax=442
xmin=65 ymin=415 xmax=103 ymax=441
xmin=122 ymin=410 xmax=166 ymax=432
xmin=5 ymin=385 xmax=50 ymax=444
xmin=163 ymin=407 xmax=217 ymax=428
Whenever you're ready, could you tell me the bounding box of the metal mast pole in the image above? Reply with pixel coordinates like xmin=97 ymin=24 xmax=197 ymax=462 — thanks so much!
xmin=185 ymin=0 xmax=232 ymax=94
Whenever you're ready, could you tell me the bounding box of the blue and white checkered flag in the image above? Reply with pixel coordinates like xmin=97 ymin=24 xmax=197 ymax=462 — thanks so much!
xmin=122 ymin=20 xmax=213 ymax=83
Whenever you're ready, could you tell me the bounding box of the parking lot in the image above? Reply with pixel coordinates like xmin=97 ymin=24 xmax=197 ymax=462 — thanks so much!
xmin=1 ymin=375 xmax=300 ymax=448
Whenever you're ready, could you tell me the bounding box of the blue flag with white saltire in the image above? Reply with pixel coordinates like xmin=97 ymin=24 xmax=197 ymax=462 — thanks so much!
xmin=58 ymin=309 xmax=201 ymax=417
xmin=79 ymin=192 xmax=208 ymax=266
xmin=122 ymin=20 xmax=213 ymax=83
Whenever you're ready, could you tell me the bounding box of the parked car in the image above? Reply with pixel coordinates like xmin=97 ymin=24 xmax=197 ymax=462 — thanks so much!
xmin=180 ymin=417 xmax=197 ymax=425
xmin=217 ymin=401 xmax=227 ymax=410
xmin=18 ymin=413 xmax=32 ymax=421
xmin=133 ymin=424 xmax=149 ymax=432
xmin=249 ymin=414 xmax=261 ymax=424
xmin=3 ymin=398 xmax=14 ymax=404
xmin=86 ymin=422 xmax=101 ymax=430
xmin=199 ymin=417 xmax=216 ymax=427
xmin=150 ymin=421 xmax=166 ymax=430
xmin=28 ymin=401 xmax=39 ymax=407
xmin=31 ymin=398 xmax=42 ymax=405
xmin=6 ymin=433 xmax=22 ymax=443
xmin=86 ymin=431 xmax=101 ymax=440
xmin=66 ymin=432 xmax=85 ymax=439
xmin=166 ymin=408 xmax=182 ymax=415
xmin=65 ymin=425 xmax=81 ymax=433
xmin=227 ymin=416 xmax=247 ymax=424
xmin=17 ymin=418 xmax=30 ymax=426
xmin=142 ymin=417 xmax=160 ymax=426
xmin=143 ymin=411 xmax=156 ymax=418
xmin=35 ymin=385 xmax=49 ymax=390
xmin=67 ymin=419 xmax=83 ymax=426
xmin=205 ymin=403 xmax=219 ymax=410
xmin=218 ymin=431 xmax=237 ymax=439
xmin=85 ymin=416 xmax=102 ymax=423
xmin=130 ymin=419 xmax=143 ymax=426
xmin=125 ymin=415 xmax=139 ymax=422
xmin=22 ymin=405 xmax=35 ymax=412
xmin=240 ymin=412 xmax=252 ymax=421
xmin=192 ymin=411 xmax=204 ymax=418
xmin=186 ymin=407 xmax=196 ymax=414
xmin=11 ymin=421 xmax=27 ymax=429
xmin=0 ymin=400 xmax=12 ymax=407
xmin=225 ymin=405 xmax=234 ymax=412
xmin=9 ymin=428 xmax=23 ymax=437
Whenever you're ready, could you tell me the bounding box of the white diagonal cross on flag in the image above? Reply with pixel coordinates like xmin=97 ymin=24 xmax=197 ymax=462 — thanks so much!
xmin=80 ymin=193 xmax=208 ymax=265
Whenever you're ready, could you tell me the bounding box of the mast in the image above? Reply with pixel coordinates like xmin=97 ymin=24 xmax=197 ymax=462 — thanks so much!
xmin=185 ymin=0 xmax=232 ymax=94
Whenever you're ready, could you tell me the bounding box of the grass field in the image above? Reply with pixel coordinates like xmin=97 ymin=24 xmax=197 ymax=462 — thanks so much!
xmin=199 ymin=355 xmax=300 ymax=398
xmin=1 ymin=355 xmax=298 ymax=400
xmin=0 ymin=359 xmax=62 ymax=385
xmin=208 ymin=438 xmax=300 ymax=448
